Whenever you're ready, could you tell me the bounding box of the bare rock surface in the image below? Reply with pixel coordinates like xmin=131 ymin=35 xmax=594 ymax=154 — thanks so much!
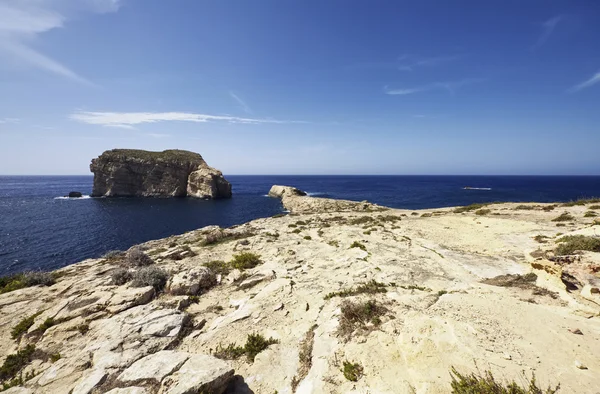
xmin=90 ymin=149 xmax=231 ymax=199
xmin=1 ymin=188 xmax=600 ymax=393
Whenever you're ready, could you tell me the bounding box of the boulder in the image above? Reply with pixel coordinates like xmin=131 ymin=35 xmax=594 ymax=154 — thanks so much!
xmin=268 ymin=185 xmax=307 ymax=198
xmin=90 ymin=149 xmax=231 ymax=199
xmin=159 ymin=354 xmax=234 ymax=394
xmin=68 ymin=191 xmax=83 ymax=198
xmin=168 ymin=267 xmax=216 ymax=295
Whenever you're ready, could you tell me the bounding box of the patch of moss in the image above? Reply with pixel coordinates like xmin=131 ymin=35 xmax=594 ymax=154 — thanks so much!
xmin=11 ymin=312 xmax=42 ymax=340
xmin=349 ymin=241 xmax=367 ymax=251
xmin=342 ymin=361 xmax=364 ymax=382
xmin=0 ymin=344 xmax=36 ymax=381
xmin=551 ymin=212 xmax=575 ymax=222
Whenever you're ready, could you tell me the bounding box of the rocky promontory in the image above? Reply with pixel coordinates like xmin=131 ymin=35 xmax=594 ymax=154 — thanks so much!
xmin=1 ymin=188 xmax=600 ymax=393
xmin=90 ymin=149 xmax=232 ymax=199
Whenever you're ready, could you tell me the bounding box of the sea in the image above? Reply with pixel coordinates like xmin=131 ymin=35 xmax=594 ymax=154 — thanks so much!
xmin=1 ymin=175 xmax=599 ymax=275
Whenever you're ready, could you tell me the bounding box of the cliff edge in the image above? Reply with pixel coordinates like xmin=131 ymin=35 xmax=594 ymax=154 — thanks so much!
xmin=90 ymin=149 xmax=232 ymax=199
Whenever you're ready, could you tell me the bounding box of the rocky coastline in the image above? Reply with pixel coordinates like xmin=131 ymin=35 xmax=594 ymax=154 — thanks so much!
xmin=90 ymin=149 xmax=232 ymax=199
xmin=1 ymin=188 xmax=599 ymax=393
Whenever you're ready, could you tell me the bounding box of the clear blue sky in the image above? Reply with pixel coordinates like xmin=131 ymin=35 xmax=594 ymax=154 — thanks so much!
xmin=1 ymin=0 xmax=599 ymax=175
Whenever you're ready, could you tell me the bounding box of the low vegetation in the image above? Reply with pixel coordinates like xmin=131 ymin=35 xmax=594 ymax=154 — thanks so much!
xmin=0 ymin=271 xmax=55 ymax=295
xmin=11 ymin=312 xmax=42 ymax=340
xmin=449 ymin=367 xmax=559 ymax=393
xmin=453 ymin=203 xmax=488 ymax=213
xmin=36 ymin=318 xmax=56 ymax=334
xmin=338 ymin=300 xmax=386 ymax=338
xmin=204 ymin=260 xmax=230 ymax=276
xmin=515 ymin=205 xmax=538 ymax=210
xmin=230 ymin=252 xmax=261 ymax=270
xmin=111 ymin=267 xmax=132 ymax=285
xmin=324 ymin=280 xmax=387 ymax=299
xmin=303 ymin=235 xmax=312 ymax=240
xmin=291 ymin=325 xmax=317 ymax=392
xmin=350 ymin=216 xmax=375 ymax=225
xmin=130 ymin=266 xmax=168 ymax=291
xmin=555 ymin=235 xmax=600 ymax=255
xmin=349 ymin=241 xmax=367 ymax=251
xmin=551 ymin=212 xmax=575 ymax=222
xmin=589 ymin=205 xmax=600 ymax=210
xmin=561 ymin=198 xmax=600 ymax=207
xmin=542 ymin=204 xmax=557 ymax=211
xmin=201 ymin=229 xmax=254 ymax=246
xmin=421 ymin=213 xmax=433 ymax=217
xmin=584 ymin=211 xmax=598 ymax=217
xmin=0 ymin=344 xmax=36 ymax=382
xmin=533 ymin=235 xmax=549 ymax=243
xmin=214 ymin=333 xmax=278 ymax=362
xmin=125 ymin=247 xmax=154 ymax=267
xmin=342 ymin=361 xmax=364 ymax=382
xmin=482 ymin=273 xmax=559 ymax=299
xmin=475 ymin=209 xmax=491 ymax=215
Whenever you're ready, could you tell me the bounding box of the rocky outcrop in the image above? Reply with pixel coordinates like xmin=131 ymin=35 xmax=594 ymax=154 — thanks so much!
xmin=268 ymin=184 xmax=386 ymax=213
xmin=2 ymin=197 xmax=600 ymax=393
xmin=90 ymin=149 xmax=231 ymax=199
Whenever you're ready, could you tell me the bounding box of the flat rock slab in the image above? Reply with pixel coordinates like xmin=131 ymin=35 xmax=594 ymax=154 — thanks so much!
xmin=72 ymin=368 xmax=108 ymax=394
xmin=118 ymin=351 xmax=190 ymax=383
xmin=159 ymin=354 xmax=234 ymax=394
xmin=105 ymin=388 xmax=151 ymax=394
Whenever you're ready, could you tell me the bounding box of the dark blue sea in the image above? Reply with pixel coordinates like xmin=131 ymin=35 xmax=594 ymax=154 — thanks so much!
xmin=1 ymin=175 xmax=599 ymax=275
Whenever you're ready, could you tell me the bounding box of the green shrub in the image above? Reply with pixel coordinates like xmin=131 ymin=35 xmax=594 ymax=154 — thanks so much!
xmin=562 ymin=198 xmax=600 ymax=207
xmin=11 ymin=312 xmax=42 ymax=340
xmin=515 ymin=205 xmax=537 ymax=210
xmin=37 ymin=318 xmax=55 ymax=334
xmin=76 ymin=324 xmax=90 ymax=335
xmin=475 ymin=209 xmax=491 ymax=215
xmin=589 ymin=205 xmax=600 ymax=210
xmin=303 ymin=236 xmax=312 ymax=240
xmin=50 ymin=353 xmax=61 ymax=363
xmin=542 ymin=204 xmax=557 ymax=211
xmin=214 ymin=333 xmax=278 ymax=362
xmin=131 ymin=266 xmax=168 ymax=291
xmin=230 ymin=253 xmax=261 ymax=271
xmin=349 ymin=241 xmax=366 ymax=251
xmin=350 ymin=216 xmax=374 ymax=225
xmin=584 ymin=211 xmax=598 ymax=217
xmin=111 ymin=268 xmax=132 ymax=285
xmin=533 ymin=235 xmax=549 ymax=243
xmin=342 ymin=361 xmax=363 ymax=382
xmin=449 ymin=367 xmax=559 ymax=393
xmin=291 ymin=228 xmax=302 ymax=234
xmin=0 ymin=344 xmax=36 ymax=381
xmin=551 ymin=212 xmax=574 ymax=222
xmin=0 ymin=271 xmax=55 ymax=295
xmin=125 ymin=247 xmax=154 ymax=267
xmin=555 ymin=235 xmax=600 ymax=255
xmin=421 ymin=213 xmax=433 ymax=217
xmin=204 ymin=260 xmax=230 ymax=276
xmin=201 ymin=229 xmax=254 ymax=246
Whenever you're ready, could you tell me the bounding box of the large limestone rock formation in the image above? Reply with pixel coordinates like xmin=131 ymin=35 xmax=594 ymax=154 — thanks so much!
xmin=90 ymin=149 xmax=232 ymax=199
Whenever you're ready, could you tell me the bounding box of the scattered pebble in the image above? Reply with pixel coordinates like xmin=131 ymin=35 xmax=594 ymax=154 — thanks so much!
xmin=569 ymin=328 xmax=583 ymax=335
xmin=575 ymin=360 xmax=588 ymax=370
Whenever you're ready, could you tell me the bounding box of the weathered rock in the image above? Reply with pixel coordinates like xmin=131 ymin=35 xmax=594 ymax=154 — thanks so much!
xmin=187 ymin=166 xmax=232 ymax=199
xmin=90 ymin=149 xmax=231 ymax=199
xmin=118 ymin=351 xmax=189 ymax=383
xmin=159 ymin=354 xmax=234 ymax=394
xmin=168 ymin=267 xmax=216 ymax=295
xmin=105 ymin=388 xmax=150 ymax=394
xmin=268 ymin=185 xmax=307 ymax=198
xmin=71 ymin=368 xmax=108 ymax=394
xmin=68 ymin=191 xmax=83 ymax=198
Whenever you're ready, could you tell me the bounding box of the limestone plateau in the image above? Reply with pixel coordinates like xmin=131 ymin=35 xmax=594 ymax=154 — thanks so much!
xmin=90 ymin=149 xmax=232 ymax=199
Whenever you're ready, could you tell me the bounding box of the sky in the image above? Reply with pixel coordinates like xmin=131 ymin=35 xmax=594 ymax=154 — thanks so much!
xmin=0 ymin=0 xmax=599 ymax=175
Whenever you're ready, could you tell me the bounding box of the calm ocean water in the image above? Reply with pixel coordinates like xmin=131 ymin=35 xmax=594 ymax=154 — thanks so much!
xmin=1 ymin=175 xmax=599 ymax=275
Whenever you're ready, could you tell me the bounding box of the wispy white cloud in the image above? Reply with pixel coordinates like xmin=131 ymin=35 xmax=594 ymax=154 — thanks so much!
xmin=0 ymin=117 xmax=20 ymax=124
xmin=534 ymin=16 xmax=562 ymax=48
xmin=229 ymin=92 xmax=253 ymax=114
xmin=569 ymin=71 xmax=600 ymax=93
xmin=0 ymin=0 xmax=121 ymax=84
xmin=148 ymin=133 xmax=171 ymax=138
xmin=69 ymin=111 xmax=307 ymax=128
xmin=385 ymin=78 xmax=485 ymax=96
xmin=397 ymin=54 xmax=460 ymax=72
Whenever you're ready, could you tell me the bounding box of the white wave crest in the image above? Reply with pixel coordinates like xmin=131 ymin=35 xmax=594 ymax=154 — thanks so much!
xmin=54 ymin=195 xmax=92 ymax=200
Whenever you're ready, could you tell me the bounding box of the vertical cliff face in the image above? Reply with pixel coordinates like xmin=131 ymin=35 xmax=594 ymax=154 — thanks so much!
xmin=90 ymin=149 xmax=232 ymax=199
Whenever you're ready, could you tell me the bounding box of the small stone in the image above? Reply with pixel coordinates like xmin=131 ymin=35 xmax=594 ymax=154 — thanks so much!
xmin=569 ymin=328 xmax=583 ymax=335
xmin=575 ymin=360 xmax=588 ymax=370
xmin=502 ymin=353 xmax=512 ymax=360
xmin=273 ymin=303 xmax=284 ymax=311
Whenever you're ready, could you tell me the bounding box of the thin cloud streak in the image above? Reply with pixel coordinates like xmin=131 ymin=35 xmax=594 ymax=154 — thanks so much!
xmin=397 ymin=54 xmax=460 ymax=71
xmin=385 ymin=78 xmax=485 ymax=96
xmin=0 ymin=1 xmax=120 ymax=84
xmin=69 ymin=111 xmax=308 ymax=128
xmin=569 ymin=71 xmax=600 ymax=93
xmin=229 ymin=92 xmax=253 ymax=114
xmin=534 ymin=16 xmax=562 ymax=48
